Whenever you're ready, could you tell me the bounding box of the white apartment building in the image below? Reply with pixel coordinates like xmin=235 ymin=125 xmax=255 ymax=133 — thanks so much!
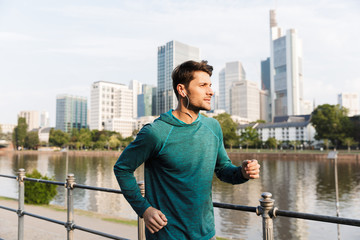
xmin=40 ymin=111 xmax=50 ymax=128
xmin=104 ymin=118 xmax=136 ymax=138
xmin=90 ymin=81 xmax=133 ymax=131
xmin=238 ymin=115 xmax=316 ymax=144
xmin=338 ymin=93 xmax=359 ymax=116
xmin=18 ymin=110 xmax=39 ymax=131
xmin=230 ymin=80 xmax=260 ymax=122
xmin=0 ymin=123 xmax=16 ymax=134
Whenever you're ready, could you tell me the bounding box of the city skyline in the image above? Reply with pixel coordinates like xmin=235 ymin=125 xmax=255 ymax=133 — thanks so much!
xmin=1 ymin=0 xmax=359 ymax=126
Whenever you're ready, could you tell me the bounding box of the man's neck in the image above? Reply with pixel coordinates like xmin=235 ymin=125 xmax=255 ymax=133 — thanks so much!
xmin=173 ymin=105 xmax=199 ymax=124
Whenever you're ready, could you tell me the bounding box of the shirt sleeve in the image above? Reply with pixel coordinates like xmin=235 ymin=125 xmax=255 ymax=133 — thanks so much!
xmin=214 ymin=121 xmax=248 ymax=184
xmin=113 ymin=124 xmax=161 ymax=217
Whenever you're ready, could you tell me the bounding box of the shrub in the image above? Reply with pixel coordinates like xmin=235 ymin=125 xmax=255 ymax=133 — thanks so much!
xmin=24 ymin=169 xmax=58 ymax=204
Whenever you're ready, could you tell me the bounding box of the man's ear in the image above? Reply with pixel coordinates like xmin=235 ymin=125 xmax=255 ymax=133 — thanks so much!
xmin=177 ymin=84 xmax=186 ymax=97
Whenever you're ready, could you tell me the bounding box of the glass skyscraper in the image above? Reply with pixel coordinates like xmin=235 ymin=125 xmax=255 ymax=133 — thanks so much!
xmin=156 ymin=40 xmax=200 ymax=115
xmin=269 ymin=10 xmax=303 ymax=118
xmin=56 ymin=95 xmax=87 ymax=133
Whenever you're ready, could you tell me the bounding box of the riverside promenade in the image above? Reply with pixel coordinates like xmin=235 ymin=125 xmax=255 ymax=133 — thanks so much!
xmin=0 ymin=198 xmax=137 ymax=240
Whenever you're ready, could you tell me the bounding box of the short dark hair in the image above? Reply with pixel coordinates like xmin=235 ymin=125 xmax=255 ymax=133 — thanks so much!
xmin=172 ymin=60 xmax=213 ymax=99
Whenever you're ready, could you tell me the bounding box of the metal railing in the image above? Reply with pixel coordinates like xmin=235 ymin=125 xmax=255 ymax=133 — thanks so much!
xmin=1 ymin=169 xmax=360 ymax=240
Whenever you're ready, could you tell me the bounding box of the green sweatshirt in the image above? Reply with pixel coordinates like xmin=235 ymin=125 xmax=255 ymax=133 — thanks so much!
xmin=114 ymin=110 xmax=248 ymax=239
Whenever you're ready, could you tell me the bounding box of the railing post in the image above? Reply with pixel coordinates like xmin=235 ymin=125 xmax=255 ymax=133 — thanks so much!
xmin=138 ymin=181 xmax=146 ymax=240
xmin=17 ymin=168 xmax=25 ymax=240
xmin=257 ymin=192 xmax=275 ymax=240
xmin=66 ymin=173 xmax=75 ymax=240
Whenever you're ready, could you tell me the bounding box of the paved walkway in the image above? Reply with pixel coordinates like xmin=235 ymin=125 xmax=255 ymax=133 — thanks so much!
xmin=0 ymin=198 xmax=137 ymax=240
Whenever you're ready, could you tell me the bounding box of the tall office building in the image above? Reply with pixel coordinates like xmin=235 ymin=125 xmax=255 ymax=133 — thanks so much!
xmin=338 ymin=93 xmax=359 ymax=116
xmin=138 ymin=84 xmax=155 ymax=117
xmin=40 ymin=111 xmax=50 ymax=128
xmin=261 ymin=58 xmax=271 ymax=91
xmin=230 ymin=80 xmax=260 ymax=121
xmin=18 ymin=110 xmax=39 ymax=131
xmin=269 ymin=9 xmax=304 ymax=118
xmin=219 ymin=61 xmax=246 ymax=113
xmin=90 ymin=81 xmax=133 ymax=131
xmin=129 ymin=80 xmax=142 ymax=119
xmin=55 ymin=95 xmax=87 ymax=133
xmin=156 ymin=40 xmax=200 ymax=115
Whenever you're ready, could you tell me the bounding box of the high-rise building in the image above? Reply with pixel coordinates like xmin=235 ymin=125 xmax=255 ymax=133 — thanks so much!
xmin=338 ymin=93 xmax=359 ymax=116
xmin=261 ymin=58 xmax=271 ymax=91
xmin=18 ymin=110 xmax=39 ymax=131
xmin=219 ymin=61 xmax=246 ymax=113
xmin=40 ymin=111 xmax=50 ymax=128
xmin=129 ymin=80 xmax=142 ymax=119
xmin=230 ymin=80 xmax=260 ymax=122
xmin=269 ymin=9 xmax=303 ymax=118
xmin=90 ymin=81 xmax=133 ymax=131
xmin=56 ymin=95 xmax=87 ymax=133
xmin=260 ymin=90 xmax=271 ymax=122
xmin=138 ymin=84 xmax=155 ymax=117
xmin=156 ymin=40 xmax=200 ymax=115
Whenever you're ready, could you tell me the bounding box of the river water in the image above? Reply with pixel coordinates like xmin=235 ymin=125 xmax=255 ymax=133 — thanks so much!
xmin=0 ymin=153 xmax=359 ymax=239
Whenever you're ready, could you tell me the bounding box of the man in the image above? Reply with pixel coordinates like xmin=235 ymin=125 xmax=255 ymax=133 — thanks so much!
xmin=114 ymin=60 xmax=260 ymax=239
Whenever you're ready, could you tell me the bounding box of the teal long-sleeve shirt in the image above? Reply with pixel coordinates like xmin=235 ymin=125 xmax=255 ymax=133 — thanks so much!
xmin=114 ymin=110 xmax=248 ymax=240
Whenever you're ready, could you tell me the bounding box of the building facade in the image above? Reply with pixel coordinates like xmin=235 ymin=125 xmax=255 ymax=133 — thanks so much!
xmin=338 ymin=93 xmax=359 ymax=116
xmin=129 ymin=79 xmax=142 ymax=119
xmin=18 ymin=110 xmax=39 ymax=131
xmin=219 ymin=61 xmax=246 ymax=113
xmin=156 ymin=40 xmax=200 ymax=115
xmin=238 ymin=115 xmax=316 ymax=145
xmin=230 ymin=80 xmax=260 ymax=122
xmin=90 ymin=81 xmax=133 ymax=131
xmin=56 ymin=95 xmax=87 ymax=133
xmin=269 ymin=10 xmax=304 ymax=119
xmin=138 ymin=84 xmax=155 ymax=117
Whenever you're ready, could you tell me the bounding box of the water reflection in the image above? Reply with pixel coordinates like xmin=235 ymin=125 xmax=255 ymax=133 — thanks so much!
xmin=0 ymin=153 xmax=360 ymax=239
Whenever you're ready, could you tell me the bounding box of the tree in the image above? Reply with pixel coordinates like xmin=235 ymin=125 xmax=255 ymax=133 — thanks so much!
xmin=343 ymin=137 xmax=357 ymax=152
xmin=109 ymin=134 xmax=121 ymax=149
xmin=240 ymin=126 xmax=260 ymax=150
xmin=25 ymin=131 xmax=40 ymax=150
xmin=266 ymin=137 xmax=277 ymax=150
xmin=213 ymin=113 xmax=239 ymax=147
xmin=78 ymin=128 xmax=92 ymax=149
xmin=311 ymin=104 xmax=353 ymax=147
xmin=49 ymin=129 xmax=70 ymax=147
xmin=13 ymin=117 xmax=28 ymax=150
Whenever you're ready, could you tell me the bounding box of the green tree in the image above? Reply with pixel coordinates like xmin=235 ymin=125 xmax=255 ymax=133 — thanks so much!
xmin=49 ymin=129 xmax=70 ymax=147
xmin=266 ymin=137 xmax=277 ymax=150
xmin=343 ymin=137 xmax=357 ymax=152
xmin=25 ymin=169 xmax=58 ymax=204
xmin=240 ymin=126 xmax=260 ymax=150
xmin=311 ymin=104 xmax=353 ymax=147
xmin=25 ymin=131 xmax=40 ymax=150
xmin=213 ymin=113 xmax=239 ymax=147
xmin=109 ymin=134 xmax=121 ymax=149
xmin=13 ymin=117 xmax=28 ymax=150
xmin=78 ymin=128 xmax=92 ymax=149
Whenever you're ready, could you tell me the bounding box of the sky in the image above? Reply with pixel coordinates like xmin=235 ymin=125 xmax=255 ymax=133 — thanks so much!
xmin=0 ymin=0 xmax=359 ymax=126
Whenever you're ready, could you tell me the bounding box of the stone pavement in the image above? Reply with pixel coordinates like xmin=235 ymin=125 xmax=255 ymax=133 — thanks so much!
xmin=0 ymin=198 xmax=137 ymax=240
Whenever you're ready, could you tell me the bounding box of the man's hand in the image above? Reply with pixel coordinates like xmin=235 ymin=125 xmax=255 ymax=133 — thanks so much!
xmin=142 ymin=206 xmax=168 ymax=234
xmin=241 ymin=159 xmax=260 ymax=179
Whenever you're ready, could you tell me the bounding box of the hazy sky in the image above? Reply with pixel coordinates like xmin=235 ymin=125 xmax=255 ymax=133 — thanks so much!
xmin=1 ymin=0 xmax=359 ymax=126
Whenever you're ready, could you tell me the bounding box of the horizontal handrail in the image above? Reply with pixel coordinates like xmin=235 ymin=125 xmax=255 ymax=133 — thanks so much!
xmin=0 ymin=174 xmax=16 ymax=179
xmin=213 ymin=202 xmax=257 ymax=213
xmin=24 ymin=177 xmax=65 ymax=186
xmin=274 ymin=209 xmax=360 ymax=227
xmin=73 ymin=183 xmax=123 ymax=194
